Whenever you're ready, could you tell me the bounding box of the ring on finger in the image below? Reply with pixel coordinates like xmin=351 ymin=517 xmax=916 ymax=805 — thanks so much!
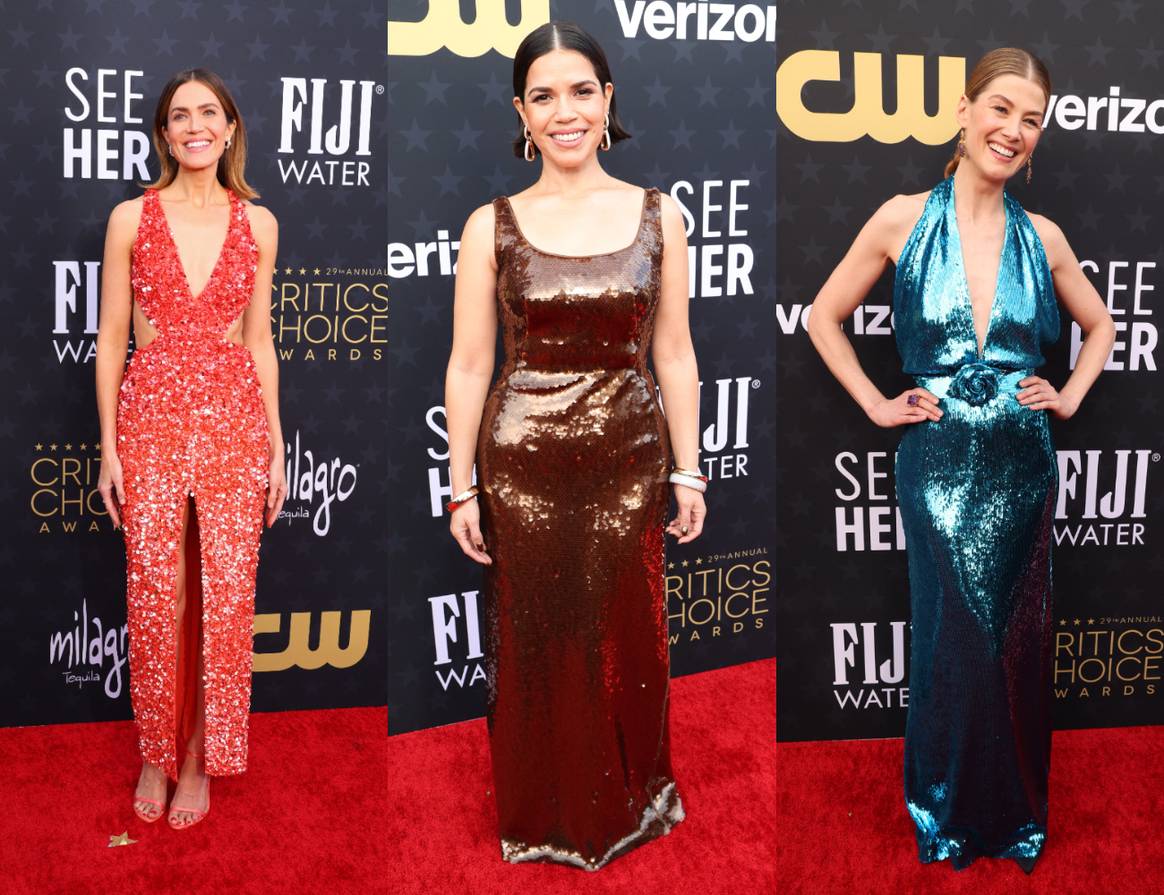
xmin=906 ymin=393 xmax=920 ymax=407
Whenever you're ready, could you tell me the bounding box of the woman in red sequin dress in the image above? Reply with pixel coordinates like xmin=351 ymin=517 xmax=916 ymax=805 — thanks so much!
xmin=95 ymin=69 xmax=286 ymax=829
xmin=445 ymin=24 xmax=705 ymax=869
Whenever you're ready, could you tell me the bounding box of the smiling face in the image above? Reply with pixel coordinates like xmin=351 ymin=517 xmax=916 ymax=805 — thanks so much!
xmin=513 ymin=48 xmax=613 ymax=167
xmin=163 ymin=80 xmax=235 ymax=172
xmin=957 ymin=73 xmax=1047 ymax=184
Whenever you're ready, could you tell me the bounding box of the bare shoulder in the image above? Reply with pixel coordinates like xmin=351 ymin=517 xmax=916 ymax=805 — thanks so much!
xmin=107 ymin=196 xmax=144 ymax=235
xmin=1023 ymin=209 xmax=1066 ymax=253
xmin=462 ymin=201 xmax=497 ymax=240
xmin=874 ymin=191 xmax=929 ymax=229
xmin=242 ymin=200 xmax=278 ymax=236
xmin=657 ymin=189 xmax=683 ymax=226
xmin=863 ymin=191 xmax=929 ymax=262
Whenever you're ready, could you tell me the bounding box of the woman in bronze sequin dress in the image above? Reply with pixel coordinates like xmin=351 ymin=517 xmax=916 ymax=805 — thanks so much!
xmin=444 ymin=23 xmax=706 ymax=870
xmin=95 ymin=70 xmax=286 ymax=829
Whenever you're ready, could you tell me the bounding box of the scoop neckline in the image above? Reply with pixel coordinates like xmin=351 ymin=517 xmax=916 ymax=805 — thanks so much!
xmin=501 ymin=188 xmax=651 ymax=259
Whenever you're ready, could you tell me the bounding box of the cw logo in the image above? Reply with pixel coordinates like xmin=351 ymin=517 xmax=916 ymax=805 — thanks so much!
xmin=252 ymin=610 xmax=371 ymax=672
xmin=777 ymin=50 xmax=965 ymax=144
xmin=388 ymin=0 xmax=549 ymax=58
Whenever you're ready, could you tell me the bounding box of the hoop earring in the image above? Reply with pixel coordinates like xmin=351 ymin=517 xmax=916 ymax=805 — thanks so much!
xmin=1026 ymin=155 xmax=1033 ymax=185
xmin=957 ymin=128 xmax=966 ymax=158
xmin=601 ymin=112 xmax=612 ymax=151
xmin=523 ymin=126 xmax=535 ymax=162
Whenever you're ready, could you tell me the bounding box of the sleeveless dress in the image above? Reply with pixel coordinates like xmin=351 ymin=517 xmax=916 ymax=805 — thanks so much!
xmin=476 ymin=188 xmax=683 ymax=870
xmin=118 ymin=188 xmax=269 ymax=780
xmin=893 ymin=177 xmax=1060 ymax=872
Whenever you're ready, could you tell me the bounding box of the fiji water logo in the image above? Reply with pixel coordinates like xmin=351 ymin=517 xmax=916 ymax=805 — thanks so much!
xmin=280 ymin=431 xmax=358 ymax=537
xmin=48 ymin=598 xmax=128 ymax=698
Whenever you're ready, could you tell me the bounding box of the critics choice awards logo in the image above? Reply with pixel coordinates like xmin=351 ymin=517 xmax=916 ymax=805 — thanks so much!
xmin=831 ymin=449 xmax=1157 ymax=551
xmin=1054 ymin=617 xmax=1162 ymax=700
xmin=271 ymin=267 xmax=388 ymax=362
xmin=30 ymin=442 xmax=106 ymax=534
xmin=667 ymin=549 xmax=769 ymax=644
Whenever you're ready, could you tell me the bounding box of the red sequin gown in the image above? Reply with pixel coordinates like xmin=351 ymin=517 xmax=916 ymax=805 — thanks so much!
xmin=117 ymin=188 xmax=268 ymax=780
xmin=477 ymin=188 xmax=683 ymax=870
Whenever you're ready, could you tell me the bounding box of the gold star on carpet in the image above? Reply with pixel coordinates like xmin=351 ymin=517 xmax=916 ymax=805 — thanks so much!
xmin=108 ymin=831 xmax=136 ymax=848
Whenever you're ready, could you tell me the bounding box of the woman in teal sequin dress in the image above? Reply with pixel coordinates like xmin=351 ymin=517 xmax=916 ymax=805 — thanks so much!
xmin=806 ymin=49 xmax=1115 ymax=872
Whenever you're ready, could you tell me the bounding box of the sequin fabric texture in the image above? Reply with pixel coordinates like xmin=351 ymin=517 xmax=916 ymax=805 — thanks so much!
xmin=118 ymin=188 xmax=268 ymax=781
xmin=476 ymin=188 xmax=683 ymax=870
xmin=893 ymin=177 xmax=1060 ymax=873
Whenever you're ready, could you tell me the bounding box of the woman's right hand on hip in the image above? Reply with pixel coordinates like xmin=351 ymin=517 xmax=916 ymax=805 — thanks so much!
xmin=867 ymin=388 xmax=943 ymax=427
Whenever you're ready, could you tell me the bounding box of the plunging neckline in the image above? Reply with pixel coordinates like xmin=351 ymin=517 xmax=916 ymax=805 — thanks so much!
xmin=153 ymin=188 xmax=234 ymax=301
xmin=947 ymin=181 xmax=1011 ymax=358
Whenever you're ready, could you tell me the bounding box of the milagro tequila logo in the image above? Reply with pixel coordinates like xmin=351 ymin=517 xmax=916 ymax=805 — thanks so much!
xmin=280 ymin=431 xmax=358 ymax=536
xmin=278 ymin=77 xmax=380 ymax=187
xmin=831 ymin=621 xmax=908 ymax=710
xmin=49 ymin=598 xmax=128 ymax=698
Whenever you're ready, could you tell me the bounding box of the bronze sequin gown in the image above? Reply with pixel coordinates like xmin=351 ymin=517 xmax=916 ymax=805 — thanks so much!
xmin=476 ymin=188 xmax=683 ymax=870
xmin=117 ymin=188 xmax=268 ymax=781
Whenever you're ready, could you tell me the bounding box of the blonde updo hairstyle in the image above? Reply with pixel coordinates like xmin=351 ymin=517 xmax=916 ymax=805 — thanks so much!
xmin=944 ymin=48 xmax=1051 ymax=179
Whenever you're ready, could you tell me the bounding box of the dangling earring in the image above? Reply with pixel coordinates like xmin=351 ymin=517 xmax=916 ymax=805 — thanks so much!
xmin=167 ymin=143 xmax=174 ymax=156
xmin=957 ymin=128 xmax=967 ymax=158
xmin=225 ymin=137 xmax=232 ymax=149
xmin=523 ymin=126 xmax=535 ymax=162
xmin=1025 ymin=155 xmax=1033 ymax=185
xmin=600 ymin=112 xmax=612 ymax=151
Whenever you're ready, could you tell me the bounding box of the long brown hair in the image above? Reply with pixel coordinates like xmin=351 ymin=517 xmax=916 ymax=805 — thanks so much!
xmin=143 ymin=68 xmax=259 ymax=199
xmin=944 ymin=48 xmax=1051 ymax=178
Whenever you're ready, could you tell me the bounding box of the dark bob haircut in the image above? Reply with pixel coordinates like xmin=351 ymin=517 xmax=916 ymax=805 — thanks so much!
xmin=511 ymin=21 xmax=632 ymax=159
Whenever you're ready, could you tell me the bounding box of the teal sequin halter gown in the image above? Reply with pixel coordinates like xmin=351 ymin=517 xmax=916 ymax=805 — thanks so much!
xmin=893 ymin=177 xmax=1060 ymax=872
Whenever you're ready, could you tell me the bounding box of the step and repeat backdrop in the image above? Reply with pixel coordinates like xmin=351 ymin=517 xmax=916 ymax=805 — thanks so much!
xmin=2 ymin=4 xmax=388 ymax=727
xmin=775 ymin=2 xmax=1163 ymax=741
xmin=387 ymin=1 xmax=779 ymax=733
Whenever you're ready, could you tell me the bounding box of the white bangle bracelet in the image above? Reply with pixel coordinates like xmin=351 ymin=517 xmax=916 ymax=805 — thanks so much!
xmin=668 ymin=472 xmax=707 ymax=493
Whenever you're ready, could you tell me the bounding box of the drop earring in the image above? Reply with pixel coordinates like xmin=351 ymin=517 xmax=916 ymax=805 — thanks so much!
xmin=1026 ymin=155 xmax=1033 ymax=185
xmin=958 ymin=128 xmax=967 ymax=158
xmin=523 ymin=126 xmax=535 ymax=162
xmin=600 ymin=112 xmax=611 ymax=151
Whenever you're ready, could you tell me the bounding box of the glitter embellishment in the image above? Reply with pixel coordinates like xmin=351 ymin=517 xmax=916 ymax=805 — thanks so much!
xmin=947 ymin=361 xmax=999 ymax=406
xmin=892 ymin=177 xmax=1059 ymax=873
xmin=118 ymin=188 xmax=268 ymax=781
xmin=477 ymin=189 xmax=682 ymax=869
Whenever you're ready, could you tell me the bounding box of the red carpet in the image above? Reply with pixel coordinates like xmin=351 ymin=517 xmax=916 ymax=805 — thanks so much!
xmin=387 ymin=659 xmax=777 ymax=894
xmin=777 ymin=725 xmax=1164 ymax=893
xmin=0 ymin=707 xmax=389 ymax=895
